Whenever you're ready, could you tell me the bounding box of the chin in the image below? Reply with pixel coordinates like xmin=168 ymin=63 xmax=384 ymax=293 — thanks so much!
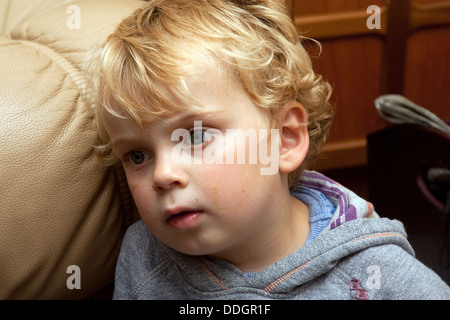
xmin=169 ymin=240 xmax=217 ymax=257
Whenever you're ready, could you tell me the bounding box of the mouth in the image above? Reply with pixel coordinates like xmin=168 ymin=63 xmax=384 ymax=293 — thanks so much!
xmin=165 ymin=208 xmax=203 ymax=230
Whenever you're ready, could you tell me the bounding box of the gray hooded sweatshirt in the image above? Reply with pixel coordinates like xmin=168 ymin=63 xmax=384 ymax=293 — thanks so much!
xmin=113 ymin=171 xmax=450 ymax=300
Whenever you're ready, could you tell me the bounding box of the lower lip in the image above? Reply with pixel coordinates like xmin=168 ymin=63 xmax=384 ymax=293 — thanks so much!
xmin=167 ymin=211 xmax=202 ymax=230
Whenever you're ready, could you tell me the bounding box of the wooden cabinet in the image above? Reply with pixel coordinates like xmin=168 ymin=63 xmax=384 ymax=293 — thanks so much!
xmin=287 ymin=0 xmax=450 ymax=170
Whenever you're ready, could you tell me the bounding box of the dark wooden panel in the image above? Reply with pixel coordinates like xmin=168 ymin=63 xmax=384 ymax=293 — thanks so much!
xmin=310 ymin=36 xmax=384 ymax=143
xmin=294 ymin=0 xmax=386 ymax=16
xmin=289 ymin=0 xmax=450 ymax=170
xmin=404 ymin=26 xmax=450 ymax=122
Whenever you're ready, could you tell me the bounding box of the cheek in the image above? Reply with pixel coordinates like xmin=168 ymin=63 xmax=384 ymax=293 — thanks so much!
xmin=198 ymin=163 xmax=263 ymax=209
xmin=125 ymin=174 xmax=154 ymax=217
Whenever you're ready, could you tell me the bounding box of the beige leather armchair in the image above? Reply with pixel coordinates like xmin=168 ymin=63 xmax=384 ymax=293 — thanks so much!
xmin=0 ymin=0 xmax=143 ymax=299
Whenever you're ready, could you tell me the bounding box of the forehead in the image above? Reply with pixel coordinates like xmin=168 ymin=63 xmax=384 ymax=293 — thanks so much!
xmin=102 ymin=75 xmax=271 ymax=146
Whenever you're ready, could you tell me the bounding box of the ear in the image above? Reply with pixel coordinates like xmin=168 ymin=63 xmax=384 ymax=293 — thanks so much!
xmin=278 ymin=101 xmax=310 ymax=174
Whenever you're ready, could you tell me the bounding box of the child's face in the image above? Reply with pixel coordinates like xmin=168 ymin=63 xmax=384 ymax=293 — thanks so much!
xmin=103 ymin=67 xmax=288 ymax=261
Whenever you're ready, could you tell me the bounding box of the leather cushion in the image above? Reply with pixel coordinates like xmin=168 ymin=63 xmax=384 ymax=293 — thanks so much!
xmin=0 ymin=0 xmax=141 ymax=299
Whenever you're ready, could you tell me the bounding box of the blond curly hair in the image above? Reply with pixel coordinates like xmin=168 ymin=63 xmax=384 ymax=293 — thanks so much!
xmin=88 ymin=0 xmax=334 ymax=188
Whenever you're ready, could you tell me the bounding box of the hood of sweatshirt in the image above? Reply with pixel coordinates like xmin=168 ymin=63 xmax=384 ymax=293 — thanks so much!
xmin=162 ymin=171 xmax=415 ymax=298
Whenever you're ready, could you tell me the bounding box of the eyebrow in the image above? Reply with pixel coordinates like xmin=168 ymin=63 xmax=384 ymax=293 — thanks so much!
xmin=175 ymin=110 xmax=225 ymax=125
xmin=110 ymin=109 xmax=228 ymax=149
xmin=148 ymin=108 xmax=228 ymax=129
xmin=110 ymin=137 xmax=145 ymax=151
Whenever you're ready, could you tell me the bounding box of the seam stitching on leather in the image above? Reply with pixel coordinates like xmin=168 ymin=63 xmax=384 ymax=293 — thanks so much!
xmin=18 ymin=39 xmax=87 ymax=95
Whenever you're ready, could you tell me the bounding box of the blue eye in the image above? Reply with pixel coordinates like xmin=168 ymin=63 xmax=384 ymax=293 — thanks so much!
xmin=189 ymin=129 xmax=213 ymax=145
xmin=128 ymin=150 xmax=150 ymax=165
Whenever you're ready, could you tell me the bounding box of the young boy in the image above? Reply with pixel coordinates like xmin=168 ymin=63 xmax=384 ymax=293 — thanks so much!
xmin=90 ymin=0 xmax=450 ymax=299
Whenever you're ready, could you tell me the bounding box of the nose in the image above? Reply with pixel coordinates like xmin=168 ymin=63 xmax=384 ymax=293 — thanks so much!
xmin=152 ymin=153 xmax=188 ymax=193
